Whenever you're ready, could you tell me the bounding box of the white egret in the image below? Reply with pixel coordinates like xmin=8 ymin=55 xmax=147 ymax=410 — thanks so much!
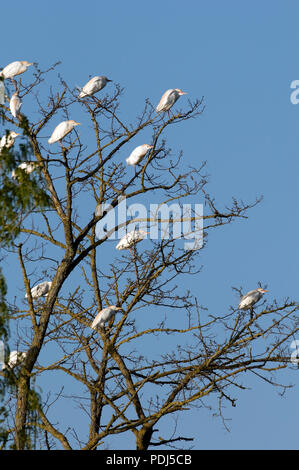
xmin=156 ymin=89 xmax=186 ymax=115
xmin=238 ymin=288 xmax=268 ymax=315
xmin=25 ymin=281 xmax=52 ymax=300
xmin=10 ymin=92 xmax=22 ymax=118
xmin=116 ymin=229 xmax=147 ymax=251
xmin=0 ymin=131 xmax=20 ymax=151
xmin=0 ymin=61 xmax=33 ymax=79
xmin=95 ymin=203 xmax=104 ymax=218
xmin=12 ymin=162 xmax=39 ymax=179
xmin=79 ymin=76 xmax=112 ymax=98
xmin=126 ymin=144 xmax=153 ymax=171
xmin=91 ymin=306 xmax=122 ymax=329
xmin=0 ymin=81 xmax=5 ymax=105
xmin=2 ymin=350 xmax=27 ymax=370
xmin=48 ymin=120 xmax=80 ymax=144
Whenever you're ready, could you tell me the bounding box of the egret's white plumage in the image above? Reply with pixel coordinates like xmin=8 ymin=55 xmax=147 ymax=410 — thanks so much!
xmin=156 ymin=88 xmax=186 ymax=113
xmin=116 ymin=229 xmax=147 ymax=250
xmin=0 ymin=131 xmax=20 ymax=151
xmin=0 ymin=81 xmax=5 ymax=105
xmin=79 ymin=76 xmax=112 ymax=98
xmin=10 ymin=92 xmax=22 ymax=118
xmin=0 ymin=61 xmax=33 ymax=79
xmin=126 ymin=144 xmax=153 ymax=167
xmin=91 ymin=306 xmax=122 ymax=329
xmin=95 ymin=203 xmax=104 ymax=218
xmin=238 ymin=288 xmax=268 ymax=310
xmin=25 ymin=281 xmax=52 ymax=300
xmin=48 ymin=120 xmax=80 ymax=144
xmin=2 ymin=350 xmax=27 ymax=370
xmin=12 ymin=162 xmax=39 ymax=179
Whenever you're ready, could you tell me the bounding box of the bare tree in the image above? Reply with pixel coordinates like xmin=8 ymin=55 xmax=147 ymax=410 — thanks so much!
xmin=0 ymin=63 xmax=298 ymax=450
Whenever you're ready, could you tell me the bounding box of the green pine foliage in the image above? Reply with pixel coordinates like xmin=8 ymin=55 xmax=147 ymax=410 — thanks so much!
xmin=0 ymin=136 xmax=50 ymax=244
xmin=0 ymin=125 xmax=50 ymax=449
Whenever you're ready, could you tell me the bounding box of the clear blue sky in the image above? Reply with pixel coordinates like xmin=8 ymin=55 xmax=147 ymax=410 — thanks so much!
xmin=2 ymin=0 xmax=299 ymax=450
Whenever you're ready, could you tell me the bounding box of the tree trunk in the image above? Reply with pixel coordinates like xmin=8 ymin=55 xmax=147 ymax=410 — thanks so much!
xmin=14 ymin=375 xmax=30 ymax=449
xmin=136 ymin=426 xmax=153 ymax=450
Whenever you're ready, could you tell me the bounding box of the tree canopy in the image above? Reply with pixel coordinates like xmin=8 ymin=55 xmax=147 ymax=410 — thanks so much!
xmin=0 ymin=62 xmax=298 ymax=450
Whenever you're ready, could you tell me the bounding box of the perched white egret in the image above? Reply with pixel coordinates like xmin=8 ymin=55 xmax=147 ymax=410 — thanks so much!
xmin=0 ymin=61 xmax=33 ymax=79
xmin=126 ymin=144 xmax=153 ymax=170
xmin=48 ymin=120 xmax=80 ymax=144
xmin=116 ymin=229 xmax=147 ymax=251
xmin=79 ymin=76 xmax=112 ymax=98
xmin=2 ymin=350 xmax=27 ymax=370
xmin=156 ymin=89 xmax=186 ymax=114
xmin=95 ymin=203 xmax=104 ymax=218
xmin=10 ymin=92 xmax=22 ymax=118
xmin=11 ymin=162 xmax=39 ymax=179
xmin=91 ymin=305 xmax=122 ymax=329
xmin=0 ymin=81 xmax=5 ymax=105
xmin=238 ymin=288 xmax=268 ymax=312
xmin=0 ymin=131 xmax=20 ymax=151
xmin=25 ymin=281 xmax=52 ymax=300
